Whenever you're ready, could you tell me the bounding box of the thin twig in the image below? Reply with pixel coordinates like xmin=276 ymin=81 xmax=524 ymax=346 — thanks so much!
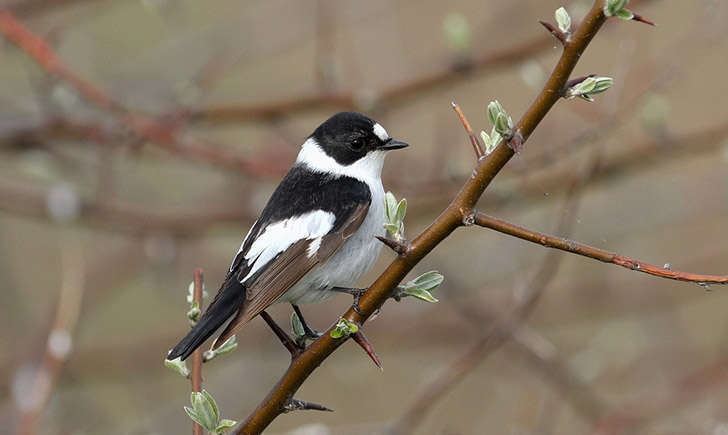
xmin=190 ymin=269 xmax=204 ymax=435
xmin=259 ymin=311 xmax=301 ymax=358
xmin=473 ymin=213 xmax=728 ymax=286
xmin=451 ymin=102 xmax=484 ymax=158
xmin=539 ymin=20 xmax=567 ymax=46
xmin=15 ymin=236 xmax=85 ymax=435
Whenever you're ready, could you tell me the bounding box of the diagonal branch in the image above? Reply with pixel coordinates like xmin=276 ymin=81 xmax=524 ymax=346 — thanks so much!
xmin=473 ymin=212 xmax=728 ymax=286
xmin=233 ymin=2 xmax=614 ymax=433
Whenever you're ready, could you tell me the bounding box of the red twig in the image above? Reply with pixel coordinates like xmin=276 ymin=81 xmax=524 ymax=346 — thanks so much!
xmin=474 ymin=213 xmax=728 ymax=285
xmin=539 ymin=20 xmax=568 ymax=45
xmin=190 ymin=269 xmax=204 ymax=435
xmin=451 ymin=102 xmax=485 ymax=158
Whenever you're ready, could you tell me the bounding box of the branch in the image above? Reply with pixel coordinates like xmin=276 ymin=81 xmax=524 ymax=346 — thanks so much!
xmin=234 ymin=2 xmax=612 ymax=433
xmin=0 ymin=10 xmax=288 ymax=177
xmin=190 ymin=269 xmax=204 ymax=435
xmin=473 ymin=212 xmax=728 ymax=286
xmin=16 ymin=237 xmax=85 ymax=435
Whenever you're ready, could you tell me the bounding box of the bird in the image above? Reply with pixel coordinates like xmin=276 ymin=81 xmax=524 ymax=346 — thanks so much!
xmin=168 ymin=111 xmax=408 ymax=361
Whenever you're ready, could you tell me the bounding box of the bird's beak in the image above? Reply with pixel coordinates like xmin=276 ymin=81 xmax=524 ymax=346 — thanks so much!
xmin=379 ymin=138 xmax=409 ymax=150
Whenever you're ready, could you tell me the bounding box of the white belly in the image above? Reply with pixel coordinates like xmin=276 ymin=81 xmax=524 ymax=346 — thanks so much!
xmin=278 ymin=182 xmax=385 ymax=304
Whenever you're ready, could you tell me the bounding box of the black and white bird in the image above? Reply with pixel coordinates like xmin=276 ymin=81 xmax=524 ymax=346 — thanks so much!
xmin=168 ymin=112 xmax=408 ymax=360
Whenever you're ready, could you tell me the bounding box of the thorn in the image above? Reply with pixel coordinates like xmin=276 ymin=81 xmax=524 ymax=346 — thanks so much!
xmin=260 ymin=311 xmax=301 ymax=358
xmin=283 ymin=398 xmax=334 ymax=413
xmin=375 ymin=235 xmax=408 ymax=255
xmin=538 ymin=20 xmax=567 ymax=45
xmin=632 ymin=13 xmax=655 ymax=26
xmin=351 ymin=330 xmax=383 ymax=370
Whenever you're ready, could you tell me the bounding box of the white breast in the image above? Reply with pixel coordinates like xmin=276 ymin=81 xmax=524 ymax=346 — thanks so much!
xmin=278 ymin=180 xmax=385 ymax=304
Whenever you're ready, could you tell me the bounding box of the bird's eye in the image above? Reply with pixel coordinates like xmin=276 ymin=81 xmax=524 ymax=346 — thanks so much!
xmin=350 ymin=138 xmax=364 ymax=150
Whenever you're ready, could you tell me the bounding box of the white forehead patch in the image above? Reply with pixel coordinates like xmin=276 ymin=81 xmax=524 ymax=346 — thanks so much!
xmin=372 ymin=123 xmax=389 ymax=142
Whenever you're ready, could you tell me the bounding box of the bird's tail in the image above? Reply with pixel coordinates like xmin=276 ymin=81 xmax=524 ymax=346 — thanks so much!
xmin=167 ymin=277 xmax=246 ymax=361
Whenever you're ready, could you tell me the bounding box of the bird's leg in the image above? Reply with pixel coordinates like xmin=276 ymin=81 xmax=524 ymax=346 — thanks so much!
xmin=330 ymin=286 xmax=366 ymax=314
xmin=291 ymin=304 xmax=321 ymax=348
xmin=260 ymin=310 xmax=301 ymax=358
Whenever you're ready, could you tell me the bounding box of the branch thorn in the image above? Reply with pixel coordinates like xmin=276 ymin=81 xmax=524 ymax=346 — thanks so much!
xmin=632 ymin=13 xmax=655 ymax=26
xmin=283 ymin=398 xmax=334 ymax=413
xmin=351 ymin=330 xmax=383 ymax=370
xmin=538 ymin=20 xmax=567 ymax=46
xmin=451 ymin=102 xmax=485 ymax=158
xmin=376 ymin=235 xmax=408 ymax=255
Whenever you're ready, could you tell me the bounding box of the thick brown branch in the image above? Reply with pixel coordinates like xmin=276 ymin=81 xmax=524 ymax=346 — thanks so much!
xmin=190 ymin=269 xmax=204 ymax=435
xmin=474 ymin=212 xmax=728 ymax=285
xmin=234 ymin=3 xmax=612 ymax=433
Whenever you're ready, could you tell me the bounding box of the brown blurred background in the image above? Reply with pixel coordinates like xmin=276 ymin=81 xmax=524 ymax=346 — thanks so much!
xmin=1 ymin=0 xmax=728 ymax=433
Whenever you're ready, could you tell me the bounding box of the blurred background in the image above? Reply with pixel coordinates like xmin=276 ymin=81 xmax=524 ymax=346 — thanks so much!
xmin=1 ymin=0 xmax=727 ymax=433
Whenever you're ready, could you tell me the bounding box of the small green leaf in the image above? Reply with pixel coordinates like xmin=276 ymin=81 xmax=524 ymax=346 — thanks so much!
xmin=291 ymin=312 xmax=305 ymax=338
xmin=188 ymin=391 xmax=218 ymax=431
xmin=555 ymin=7 xmax=571 ymax=34
xmin=403 ymin=287 xmax=439 ymax=303
xmin=202 ymin=390 xmax=220 ymax=422
xmin=216 ymin=419 xmax=238 ymax=433
xmin=605 ymin=0 xmax=629 ymax=16
xmin=615 ymin=8 xmax=634 ymax=20
xmin=384 ymin=192 xmax=397 ymax=222
xmin=487 ymin=100 xmax=503 ymax=125
xmin=214 ymin=335 xmax=238 ymax=357
xmin=400 ymin=271 xmax=444 ymax=303
xmin=164 ymin=356 xmax=190 ymax=378
xmin=330 ymin=318 xmax=359 ymax=339
xmin=394 ymin=198 xmax=407 ymax=225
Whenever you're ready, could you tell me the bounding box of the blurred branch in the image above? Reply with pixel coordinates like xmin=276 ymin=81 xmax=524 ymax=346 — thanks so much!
xmin=390 ymin=142 xmax=601 ymax=434
xmin=0 ymin=10 xmax=289 ymax=177
xmin=15 ymin=236 xmax=85 ymax=435
xmin=186 ymin=33 xmax=561 ymax=124
xmin=190 ymin=269 xmax=204 ymax=435
xmin=234 ymin=3 xmax=614 ymax=432
xmin=0 ymin=177 xmax=255 ymax=235
xmin=473 ymin=212 xmax=728 ymax=286
xmin=592 ymin=358 xmax=728 ymax=435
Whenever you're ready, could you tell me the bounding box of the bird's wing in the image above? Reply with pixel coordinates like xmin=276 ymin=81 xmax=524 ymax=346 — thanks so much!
xmin=212 ymin=201 xmax=369 ymax=348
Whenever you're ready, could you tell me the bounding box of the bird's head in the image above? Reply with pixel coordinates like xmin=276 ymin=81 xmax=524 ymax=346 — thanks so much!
xmin=297 ymin=112 xmax=408 ymax=182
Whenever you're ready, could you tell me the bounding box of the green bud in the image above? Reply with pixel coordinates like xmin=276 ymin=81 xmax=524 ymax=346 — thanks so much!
xmin=330 ymin=318 xmax=359 ymax=339
xmin=185 ymin=390 xmax=220 ymax=432
xmin=203 ymin=336 xmax=238 ymax=362
xmin=555 ymin=7 xmax=571 ymax=34
xmin=383 ymin=191 xmax=407 ymax=241
xmin=291 ymin=312 xmax=306 ymax=338
xmin=187 ymin=301 xmax=201 ymax=325
xmin=487 ymin=100 xmax=504 ymax=125
xmin=615 ymin=8 xmax=634 ymax=20
xmin=565 ymin=76 xmax=613 ymax=102
xmin=164 ymin=355 xmax=190 ymax=378
xmin=605 ymin=0 xmax=629 ymax=16
xmin=216 ymin=419 xmax=238 ymax=433
xmin=480 ymin=128 xmax=502 ymax=156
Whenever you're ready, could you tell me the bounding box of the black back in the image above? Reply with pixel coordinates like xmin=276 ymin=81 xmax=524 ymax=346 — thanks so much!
xmin=310 ymin=111 xmax=388 ymax=165
xmin=229 ymin=165 xmax=371 ymax=282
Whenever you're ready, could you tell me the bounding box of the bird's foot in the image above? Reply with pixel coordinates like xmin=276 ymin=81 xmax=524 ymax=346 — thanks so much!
xmin=330 ymin=286 xmax=366 ymax=314
xmin=292 ymin=304 xmax=322 ymax=349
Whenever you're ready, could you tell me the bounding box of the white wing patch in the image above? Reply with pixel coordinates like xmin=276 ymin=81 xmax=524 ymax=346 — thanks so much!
xmin=239 ymin=210 xmax=335 ymax=283
xmin=372 ymin=123 xmax=389 ymax=142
